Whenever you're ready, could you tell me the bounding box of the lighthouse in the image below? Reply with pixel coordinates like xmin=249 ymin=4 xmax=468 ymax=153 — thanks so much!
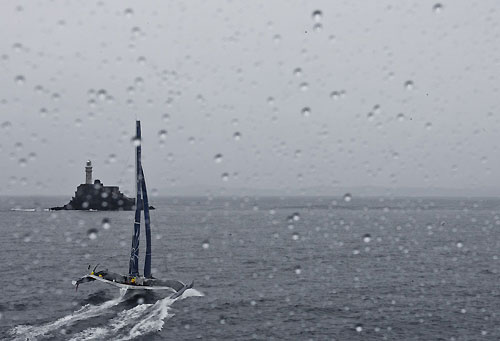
xmin=85 ymin=160 xmax=92 ymax=184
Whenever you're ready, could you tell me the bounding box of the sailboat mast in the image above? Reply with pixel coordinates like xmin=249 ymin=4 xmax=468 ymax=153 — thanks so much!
xmin=128 ymin=120 xmax=142 ymax=277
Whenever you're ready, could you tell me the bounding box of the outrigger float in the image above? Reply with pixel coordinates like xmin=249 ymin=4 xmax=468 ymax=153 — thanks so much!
xmin=73 ymin=121 xmax=193 ymax=299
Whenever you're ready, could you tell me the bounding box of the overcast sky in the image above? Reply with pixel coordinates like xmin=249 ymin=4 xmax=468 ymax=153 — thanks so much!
xmin=1 ymin=0 xmax=499 ymax=196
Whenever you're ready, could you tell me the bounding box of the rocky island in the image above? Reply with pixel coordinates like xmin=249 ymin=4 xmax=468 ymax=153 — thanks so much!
xmin=50 ymin=161 xmax=143 ymax=211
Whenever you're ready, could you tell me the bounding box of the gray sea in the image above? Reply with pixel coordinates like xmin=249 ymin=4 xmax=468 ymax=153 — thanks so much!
xmin=0 ymin=196 xmax=499 ymax=340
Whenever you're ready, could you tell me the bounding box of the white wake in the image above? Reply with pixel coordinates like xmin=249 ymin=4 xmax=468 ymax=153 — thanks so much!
xmin=10 ymin=289 xmax=128 ymax=340
xmin=10 ymin=288 xmax=203 ymax=340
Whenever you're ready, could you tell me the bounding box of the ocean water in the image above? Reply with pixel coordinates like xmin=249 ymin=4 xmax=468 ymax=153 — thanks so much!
xmin=0 ymin=196 xmax=499 ymax=340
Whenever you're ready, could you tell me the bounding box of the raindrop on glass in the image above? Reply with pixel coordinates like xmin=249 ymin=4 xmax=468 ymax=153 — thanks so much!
xmin=433 ymin=3 xmax=443 ymax=13
xmin=396 ymin=113 xmax=405 ymax=121
xmin=202 ymin=240 xmax=210 ymax=249
xmin=1 ymin=121 xmax=12 ymax=130
xmin=214 ymin=154 xmax=223 ymax=163
xmin=425 ymin=122 xmax=432 ymax=130
xmin=15 ymin=75 xmax=25 ymax=85
xmin=131 ymin=136 xmax=141 ymax=147
xmin=221 ymin=173 xmax=229 ymax=181
xmin=292 ymin=212 xmax=300 ymax=221
xmin=102 ymin=218 xmax=110 ymax=230
xmin=87 ymin=228 xmax=98 ymax=240
xmin=294 ymin=266 xmax=302 ymax=275
xmin=233 ymin=132 xmax=241 ymax=141
xmin=355 ymin=324 xmax=363 ymax=332
xmin=312 ymin=10 xmax=322 ymax=22
xmin=299 ymin=82 xmax=309 ymax=91
xmin=124 ymin=8 xmax=134 ymax=17
xmin=456 ymin=241 xmax=463 ymax=248
xmin=292 ymin=232 xmax=299 ymax=241
xmin=343 ymin=193 xmax=352 ymax=202
xmin=18 ymin=158 xmax=27 ymax=167
xmin=97 ymin=89 xmax=107 ymax=100
xmin=363 ymin=234 xmax=371 ymax=243
xmin=404 ymin=80 xmax=414 ymax=90
xmin=158 ymin=129 xmax=167 ymax=140
xmin=301 ymin=107 xmax=311 ymax=117
xmin=330 ymin=91 xmax=339 ymax=100
xmin=293 ymin=67 xmax=302 ymax=77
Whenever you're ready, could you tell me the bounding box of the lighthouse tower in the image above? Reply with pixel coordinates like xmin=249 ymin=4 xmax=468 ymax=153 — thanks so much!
xmin=85 ymin=160 xmax=92 ymax=184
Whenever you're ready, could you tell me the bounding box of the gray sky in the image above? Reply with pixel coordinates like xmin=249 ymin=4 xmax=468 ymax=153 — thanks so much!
xmin=1 ymin=0 xmax=500 ymax=196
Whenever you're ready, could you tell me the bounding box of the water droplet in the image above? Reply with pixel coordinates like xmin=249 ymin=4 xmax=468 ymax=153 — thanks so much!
xmin=87 ymin=228 xmax=98 ymax=240
xmin=313 ymin=23 xmax=323 ymax=32
xmin=162 ymin=113 xmax=170 ymax=122
xmin=292 ymin=212 xmax=300 ymax=221
xmin=137 ymin=56 xmax=146 ymax=65
xmin=158 ymin=129 xmax=167 ymax=140
xmin=343 ymin=193 xmax=352 ymax=202
xmin=456 ymin=241 xmax=463 ymax=248
xmin=312 ymin=10 xmax=323 ymax=22
xmin=18 ymin=158 xmax=27 ymax=167
xmin=137 ymin=297 xmax=145 ymax=304
xmin=425 ymin=122 xmax=432 ymax=130
xmin=15 ymin=75 xmax=25 ymax=85
xmin=131 ymin=26 xmax=141 ymax=37
xmin=221 ymin=173 xmax=229 ymax=181
xmin=124 ymin=8 xmax=134 ymax=18
xmin=1 ymin=121 xmax=12 ymax=130
xmin=363 ymin=234 xmax=371 ymax=243
xmin=28 ymin=152 xmax=37 ymax=161
xmin=299 ymin=82 xmax=309 ymax=91
xmin=404 ymin=80 xmax=414 ymax=90
xmin=294 ymin=266 xmax=302 ymax=275
xmin=272 ymin=34 xmax=281 ymax=43
xmin=233 ymin=132 xmax=241 ymax=141
xmin=293 ymin=67 xmax=302 ymax=77
xmin=330 ymin=91 xmax=339 ymax=100
xmin=202 ymin=240 xmax=210 ymax=249
xmin=355 ymin=324 xmax=363 ymax=332
xmin=97 ymin=89 xmax=107 ymax=100
xmin=267 ymin=96 xmax=275 ymax=106
xmin=131 ymin=136 xmax=141 ymax=147
xmin=108 ymin=154 xmax=116 ymax=163
xmin=102 ymin=218 xmax=110 ymax=230
xmin=214 ymin=154 xmax=223 ymax=163
xmin=367 ymin=112 xmax=374 ymax=122
xmin=292 ymin=232 xmax=299 ymax=240
xmin=396 ymin=113 xmax=405 ymax=121
xmin=134 ymin=77 xmax=144 ymax=87
xmin=433 ymin=3 xmax=443 ymax=13
xmin=301 ymin=107 xmax=311 ymax=117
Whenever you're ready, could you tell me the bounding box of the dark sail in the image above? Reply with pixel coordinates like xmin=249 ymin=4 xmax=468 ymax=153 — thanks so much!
xmin=141 ymin=167 xmax=152 ymax=278
xmin=129 ymin=121 xmax=142 ymax=277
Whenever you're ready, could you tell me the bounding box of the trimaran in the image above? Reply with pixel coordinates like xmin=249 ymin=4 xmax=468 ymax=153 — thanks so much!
xmin=73 ymin=121 xmax=193 ymax=299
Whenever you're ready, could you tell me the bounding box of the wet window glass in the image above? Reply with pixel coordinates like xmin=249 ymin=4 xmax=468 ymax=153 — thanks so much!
xmin=1 ymin=1 xmax=499 ymax=340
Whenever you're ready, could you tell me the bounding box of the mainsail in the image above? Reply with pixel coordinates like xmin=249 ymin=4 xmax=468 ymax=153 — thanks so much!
xmin=142 ymin=167 xmax=152 ymax=278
